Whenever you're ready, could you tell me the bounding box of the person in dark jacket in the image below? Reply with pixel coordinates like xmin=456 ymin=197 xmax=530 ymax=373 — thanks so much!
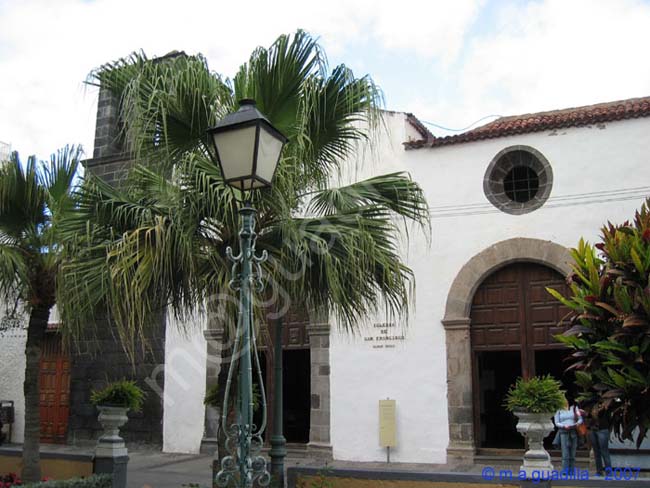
xmin=587 ymin=404 xmax=612 ymax=476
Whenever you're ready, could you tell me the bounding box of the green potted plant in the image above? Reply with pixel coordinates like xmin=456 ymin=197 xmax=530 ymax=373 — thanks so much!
xmin=504 ymin=375 xmax=566 ymax=478
xmin=91 ymin=380 xmax=145 ymax=457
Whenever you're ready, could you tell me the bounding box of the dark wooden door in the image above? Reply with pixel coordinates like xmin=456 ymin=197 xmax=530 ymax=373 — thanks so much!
xmin=470 ymin=262 xmax=570 ymax=447
xmin=39 ymin=333 xmax=70 ymax=444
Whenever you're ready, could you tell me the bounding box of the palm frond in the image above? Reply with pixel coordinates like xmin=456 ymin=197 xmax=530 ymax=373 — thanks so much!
xmin=0 ymin=152 xmax=47 ymax=238
xmin=233 ymin=30 xmax=325 ymax=138
xmin=65 ymin=30 xmax=429 ymax=348
xmin=92 ymin=51 xmax=233 ymax=166
xmin=262 ymin=206 xmax=413 ymax=329
xmin=0 ymin=244 xmax=28 ymax=298
xmin=42 ymin=145 xmax=83 ymax=234
xmin=307 ymin=172 xmax=430 ymax=225
xmin=296 ymin=64 xmax=383 ymax=186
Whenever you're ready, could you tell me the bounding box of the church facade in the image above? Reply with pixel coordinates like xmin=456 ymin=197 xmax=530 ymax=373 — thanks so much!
xmin=329 ymin=97 xmax=650 ymax=463
xmin=2 ymin=95 xmax=649 ymax=467
xmin=162 ymin=96 xmax=650 ymax=463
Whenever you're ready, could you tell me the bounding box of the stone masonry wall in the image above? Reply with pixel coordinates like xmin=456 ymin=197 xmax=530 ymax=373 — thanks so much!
xmin=66 ymin=85 xmax=166 ymax=446
xmin=67 ymin=319 xmax=166 ymax=446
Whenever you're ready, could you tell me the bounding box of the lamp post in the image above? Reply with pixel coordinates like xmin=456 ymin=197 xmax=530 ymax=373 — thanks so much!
xmin=269 ymin=317 xmax=286 ymax=484
xmin=207 ymin=99 xmax=287 ymax=488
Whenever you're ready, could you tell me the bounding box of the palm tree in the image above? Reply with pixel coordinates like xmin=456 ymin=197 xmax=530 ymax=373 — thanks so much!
xmin=0 ymin=146 xmax=81 ymax=482
xmin=58 ymin=30 xmax=429 ymax=458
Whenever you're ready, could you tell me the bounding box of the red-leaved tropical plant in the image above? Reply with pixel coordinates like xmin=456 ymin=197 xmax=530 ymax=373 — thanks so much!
xmin=548 ymin=199 xmax=650 ymax=447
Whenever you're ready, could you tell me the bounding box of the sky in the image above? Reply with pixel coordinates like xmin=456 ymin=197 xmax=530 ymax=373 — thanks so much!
xmin=1 ymin=0 xmax=649 ymax=160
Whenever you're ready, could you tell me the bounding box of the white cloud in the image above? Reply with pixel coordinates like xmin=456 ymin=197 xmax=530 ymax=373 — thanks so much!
xmin=368 ymin=0 xmax=484 ymax=63
xmin=406 ymin=0 xmax=650 ymax=135
xmin=3 ymin=0 xmax=648 ymax=156
xmin=0 ymin=0 xmax=482 ymax=159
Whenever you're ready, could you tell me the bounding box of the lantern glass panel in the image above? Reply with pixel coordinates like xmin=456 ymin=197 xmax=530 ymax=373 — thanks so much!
xmin=257 ymin=128 xmax=285 ymax=183
xmin=212 ymin=126 xmax=256 ymax=182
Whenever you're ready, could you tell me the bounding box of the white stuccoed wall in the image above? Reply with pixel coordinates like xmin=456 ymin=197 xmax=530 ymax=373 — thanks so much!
xmin=0 ymin=329 xmax=26 ymax=443
xmin=0 ymin=306 xmax=58 ymax=444
xmin=162 ymin=311 xmax=208 ymax=453
xmin=330 ymin=112 xmax=650 ymax=463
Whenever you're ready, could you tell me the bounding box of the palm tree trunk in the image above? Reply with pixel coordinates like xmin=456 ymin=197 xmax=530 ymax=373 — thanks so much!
xmin=22 ymin=305 xmax=50 ymax=483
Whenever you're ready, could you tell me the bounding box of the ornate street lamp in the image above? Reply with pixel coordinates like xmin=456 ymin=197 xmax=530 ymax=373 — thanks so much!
xmin=208 ymin=99 xmax=286 ymax=191
xmin=207 ymin=99 xmax=287 ymax=488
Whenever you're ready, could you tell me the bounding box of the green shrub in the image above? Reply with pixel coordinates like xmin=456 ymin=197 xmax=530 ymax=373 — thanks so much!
xmin=504 ymin=375 xmax=565 ymax=414
xmin=26 ymin=474 xmax=112 ymax=488
xmin=204 ymin=384 xmax=220 ymax=407
xmin=90 ymin=380 xmax=145 ymax=412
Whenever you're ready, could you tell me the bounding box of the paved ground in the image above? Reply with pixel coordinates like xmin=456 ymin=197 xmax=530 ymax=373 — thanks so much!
xmin=126 ymin=450 xmax=650 ymax=488
xmin=124 ymin=450 xmax=525 ymax=488
xmin=127 ymin=450 xmax=334 ymax=488
xmin=127 ymin=450 xmax=361 ymax=488
xmin=127 ymin=451 xmax=214 ymax=488
xmin=4 ymin=444 xmax=646 ymax=488
xmin=5 ymin=442 xmax=648 ymax=487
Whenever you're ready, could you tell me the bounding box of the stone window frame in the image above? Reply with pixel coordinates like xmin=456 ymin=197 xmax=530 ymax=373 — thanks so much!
xmin=483 ymin=145 xmax=554 ymax=215
xmin=441 ymin=238 xmax=571 ymax=463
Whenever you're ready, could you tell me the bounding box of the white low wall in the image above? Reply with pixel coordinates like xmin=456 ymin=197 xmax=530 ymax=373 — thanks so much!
xmin=0 ymin=329 xmax=26 ymax=443
xmin=162 ymin=312 xmax=208 ymax=454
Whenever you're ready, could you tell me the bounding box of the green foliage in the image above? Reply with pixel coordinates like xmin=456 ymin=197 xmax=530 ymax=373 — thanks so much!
xmin=547 ymin=200 xmax=650 ymax=447
xmin=204 ymin=383 xmax=261 ymax=412
xmin=0 ymin=146 xmax=81 ymax=310
xmin=26 ymin=474 xmax=112 ymax=488
xmin=504 ymin=375 xmax=566 ymax=414
xmin=90 ymin=380 xmax=146 ymax=412
xmin=203 ymin=384 xmax=220 ymax=407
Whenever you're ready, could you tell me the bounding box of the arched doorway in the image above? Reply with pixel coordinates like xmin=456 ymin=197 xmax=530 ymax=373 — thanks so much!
xmin=470 ymin=262 xmax=571 ymax=448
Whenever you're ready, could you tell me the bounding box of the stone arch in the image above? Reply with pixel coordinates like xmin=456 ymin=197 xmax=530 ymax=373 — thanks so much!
xmin=441 ymin=238 xmax=571 ymax=463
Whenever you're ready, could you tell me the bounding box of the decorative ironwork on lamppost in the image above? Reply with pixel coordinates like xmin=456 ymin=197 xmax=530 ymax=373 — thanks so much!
xmin=270 ymin=317 xmax=286 ymax=485
xmin=207 ymin=99 xmax=288 ymax=488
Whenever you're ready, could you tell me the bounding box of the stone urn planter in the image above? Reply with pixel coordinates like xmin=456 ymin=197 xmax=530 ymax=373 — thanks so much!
xmin=514 ymin=411 xmax=555 ymax=478
xmin=96 ymin=405 xmax=129 ymax=458
xmin=91 ymin=380 xmax=144 ymax=488
xmin=504 ymin=375 xmax=566 ymax=481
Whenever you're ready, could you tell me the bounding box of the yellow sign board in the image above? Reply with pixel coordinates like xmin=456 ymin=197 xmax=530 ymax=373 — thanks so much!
xmin=379 ymin=399 xmax=396 ymax=447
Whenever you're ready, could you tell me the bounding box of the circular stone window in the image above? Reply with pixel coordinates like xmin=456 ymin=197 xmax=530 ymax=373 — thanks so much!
xmin=483 ymin=146 xmax=553 ymax=215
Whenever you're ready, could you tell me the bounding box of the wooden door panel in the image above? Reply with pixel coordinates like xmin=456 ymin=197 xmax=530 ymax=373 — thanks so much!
xmin=39 ymin=334 xmax=70 ymax=444
xmin=527 ymin=268 xmax=571 ymax=349
xmin=470 ymin=262 xmax=571 ymax=448
xmin=471 ymin=263 xmax=569 ymax=352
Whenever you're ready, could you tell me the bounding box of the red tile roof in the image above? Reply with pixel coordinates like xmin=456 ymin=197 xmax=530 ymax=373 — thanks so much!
xmin=405 ymin=113 xmax=434 ymax=140
xmin=404 ymin=96 xmax=650 ymax=150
